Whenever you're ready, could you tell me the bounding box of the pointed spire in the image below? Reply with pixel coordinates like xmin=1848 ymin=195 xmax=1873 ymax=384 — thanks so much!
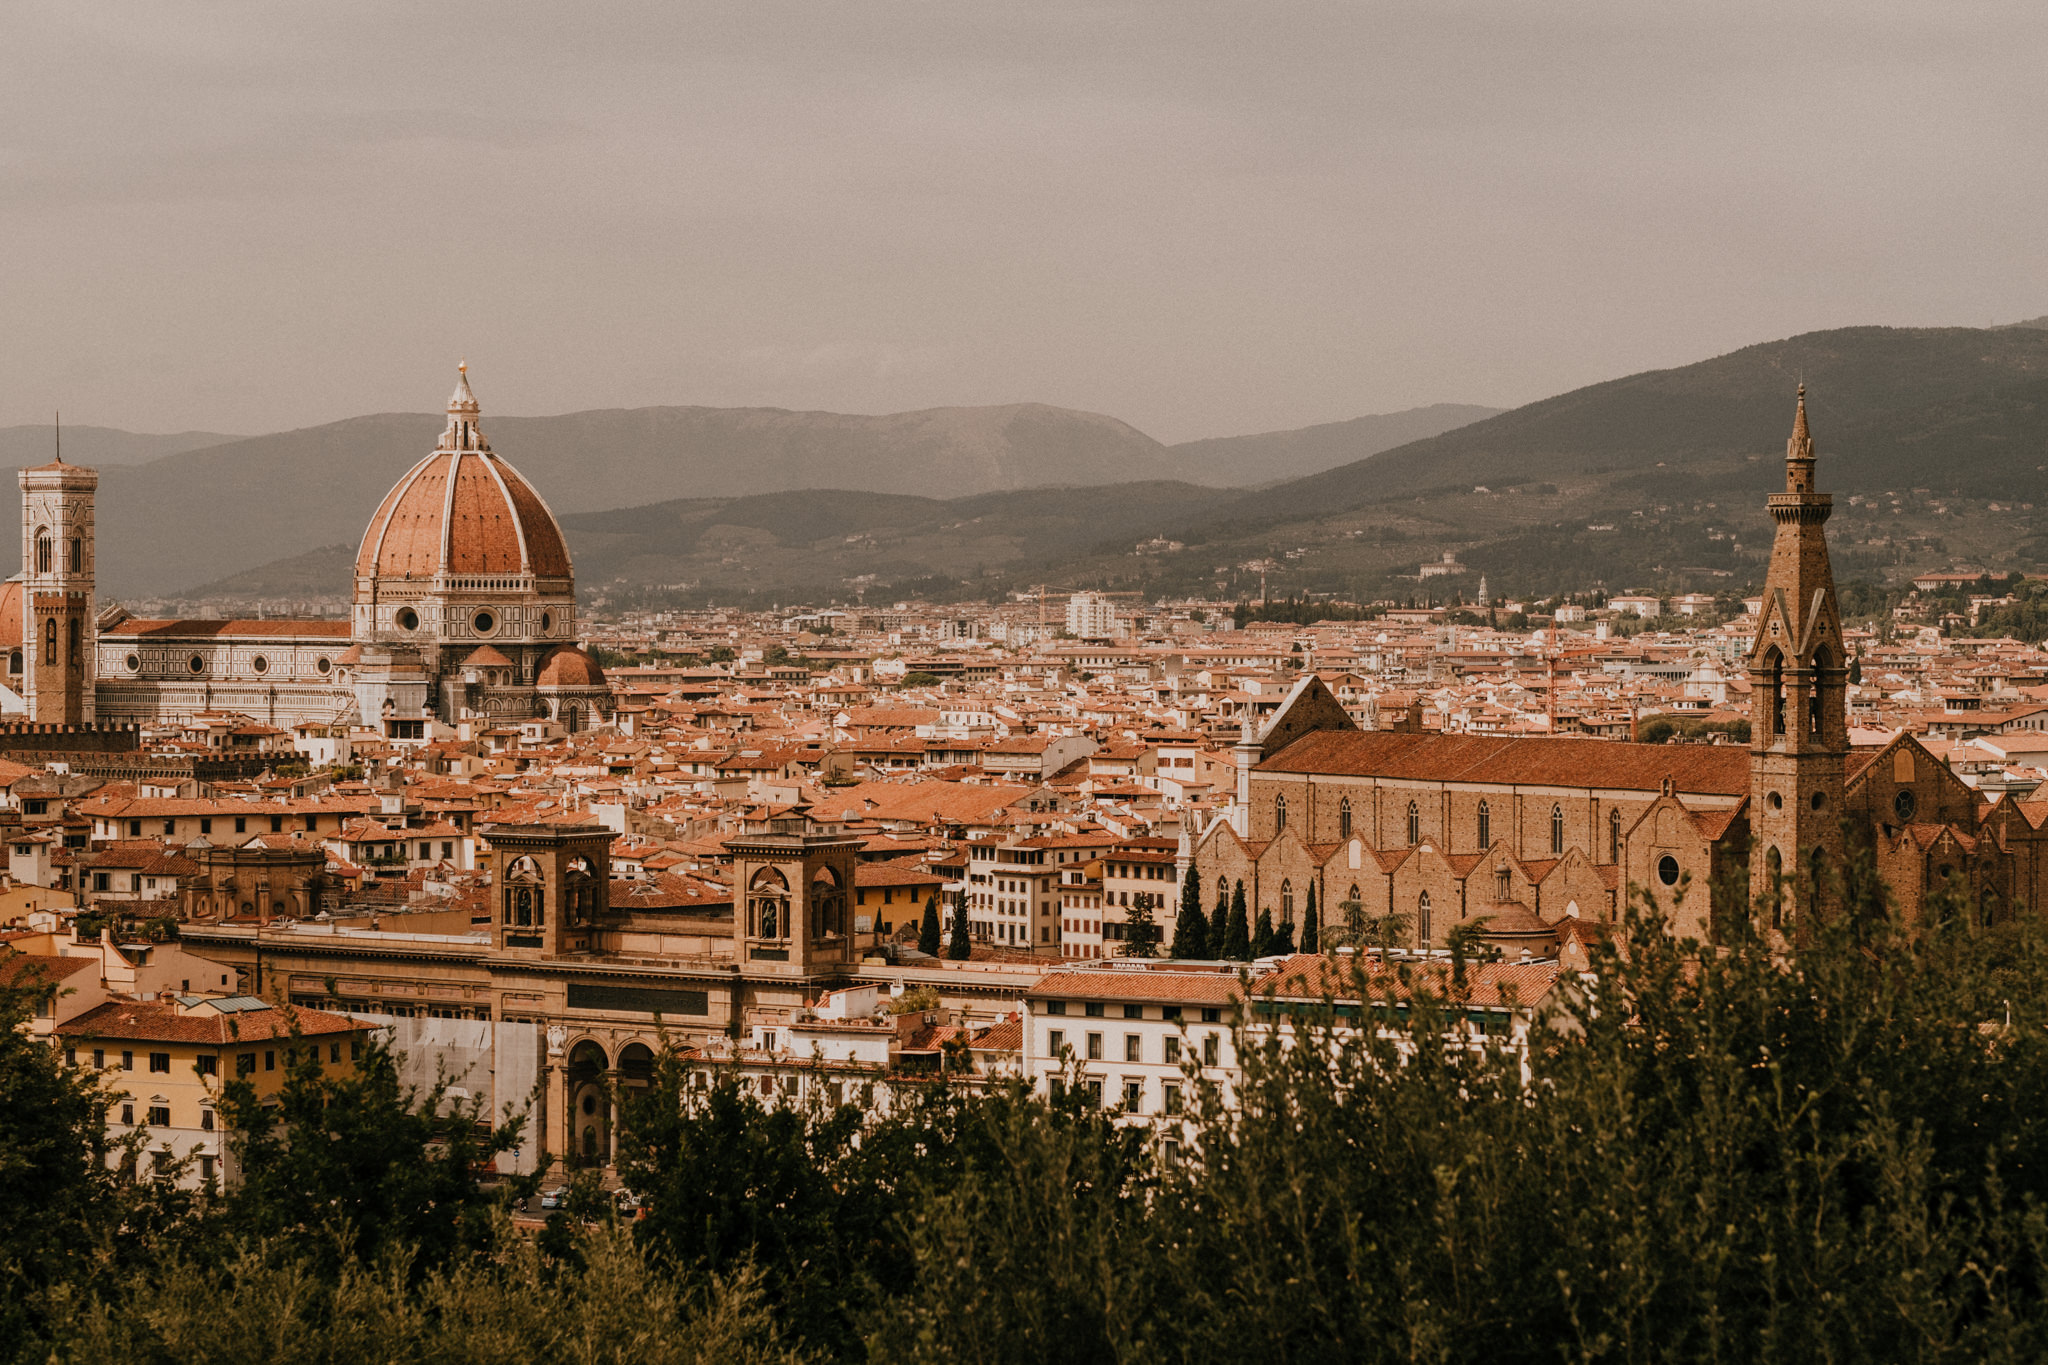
xmin=1787 ymin=382 xmax=1814 ymax=463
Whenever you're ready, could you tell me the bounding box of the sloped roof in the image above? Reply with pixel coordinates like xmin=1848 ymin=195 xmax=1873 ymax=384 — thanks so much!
xmin=1258 ymin=731 xmax=1749 ymax=796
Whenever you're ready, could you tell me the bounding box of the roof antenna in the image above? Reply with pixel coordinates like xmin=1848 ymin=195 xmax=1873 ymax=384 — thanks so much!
xmin=54 ymin=411 xmax=61 ymax=465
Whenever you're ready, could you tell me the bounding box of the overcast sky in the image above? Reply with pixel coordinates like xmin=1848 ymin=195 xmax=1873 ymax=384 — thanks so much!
xmin=4 ymin=1 xmax=2044 ymax=443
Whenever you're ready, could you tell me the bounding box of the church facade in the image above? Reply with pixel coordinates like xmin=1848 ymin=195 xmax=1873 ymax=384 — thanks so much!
xmin=0 ymin=367 xmax=609 ymax=735
xmin=1196 ymin=389 xmax=2048 ymax=942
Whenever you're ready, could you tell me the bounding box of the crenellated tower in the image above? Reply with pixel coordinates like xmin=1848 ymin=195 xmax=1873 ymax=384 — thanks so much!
xmin=20 ymin=452 xmax=98 ymax=724
xmin=1747 ymin=385 xmax=1847 ymax=925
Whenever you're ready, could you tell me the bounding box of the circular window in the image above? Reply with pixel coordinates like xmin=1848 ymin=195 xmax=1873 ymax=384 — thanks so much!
xmin=124 ymin=653 xmax=140 ymax=673
xmin=396 ymin=608 xmax=419 ymax=631
xmin=188 ymin=654 xmax=206 ymax=675
xmin=1766 ymin=791 xmax=1783 ymax=811
xmin=473 ymin=610 xmax=497 ymax=635
xmin=1893 ymin=788 xmax=1917 ymax=822
xmin=1656 ymin=855 xmax=1680 ymax=887
xmin=540 ymin=611 xmax=553 ymax=633
xmin=1810 ymin=790 xmax=1825 ymax=811
xmin=315 ymin=656 xmax=331 ymax=675
xmin=581 ymin=1094 xmax=596 ymax=1116
xmin=251 ymin=655 xmax=268 ymax=675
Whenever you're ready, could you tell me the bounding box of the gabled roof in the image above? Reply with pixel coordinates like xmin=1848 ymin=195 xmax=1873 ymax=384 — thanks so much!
xmin=1258 ymin=731 xmax=1749 ymax=797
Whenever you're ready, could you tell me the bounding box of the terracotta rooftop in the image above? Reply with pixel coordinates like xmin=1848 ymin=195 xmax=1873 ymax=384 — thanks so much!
xmin=1258 ymin=731 xmax=1750 ymax=797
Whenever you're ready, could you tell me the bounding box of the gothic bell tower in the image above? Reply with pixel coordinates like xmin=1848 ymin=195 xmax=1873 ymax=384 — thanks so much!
xmin=20 ymin=453 xmax=97 ymax=725
xmin=1747 ymin=385 xmax=1847 ymax=926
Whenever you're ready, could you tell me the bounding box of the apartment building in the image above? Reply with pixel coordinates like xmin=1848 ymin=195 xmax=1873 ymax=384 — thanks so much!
xmin=53 ymin=993 xmax=370 ymax=1188
xmin=1022 ymin=961 xmax=1241 ymax=1121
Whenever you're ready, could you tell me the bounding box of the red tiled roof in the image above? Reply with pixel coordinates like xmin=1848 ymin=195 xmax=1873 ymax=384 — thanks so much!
xmin=55 ymin=999 xmax=364 ymax=1044
xmin=1258 ymin=731 xmax=1750 ymax=797
xmin=1026 ymin=965 xmax=1244 ymax=1005
xmin=102 ymin=619 xmax=353 ymax=639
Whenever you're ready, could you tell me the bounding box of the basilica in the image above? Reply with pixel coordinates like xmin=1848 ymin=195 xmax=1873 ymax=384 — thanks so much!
xmin=1195 ymin=388 xmax=2045 ymax=937
xmin=0 ymin=367 xmax=610 ymax=735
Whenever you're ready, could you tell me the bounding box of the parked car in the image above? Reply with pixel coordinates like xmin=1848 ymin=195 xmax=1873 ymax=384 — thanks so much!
xmin=539 ymin=1186 xmax=568 ymax=1211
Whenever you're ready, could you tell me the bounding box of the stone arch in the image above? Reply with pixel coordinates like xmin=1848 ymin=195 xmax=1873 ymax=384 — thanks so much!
xmin=566 ymin=1038 xmax=612 ymax=1168
xmin=812 ymin=862 xmax=846 ymax=937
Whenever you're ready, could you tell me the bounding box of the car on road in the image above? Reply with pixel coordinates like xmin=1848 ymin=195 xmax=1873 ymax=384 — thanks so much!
xmin=539 ymin=1186 xmax=568 ymax=1211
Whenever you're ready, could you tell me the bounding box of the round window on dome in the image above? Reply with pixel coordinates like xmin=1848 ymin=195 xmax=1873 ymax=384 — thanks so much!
xmin=473 ymin=610 xmax=497 ymax=636
xmin=316 ymin=656 xmax=332 ymax=675
xmin=540 ymin=611 xmax=553 ymax=634
xmin=396 ymin=608 xmax=419 ymax=632
xmin=188 ymin=654 xmax=206 ymax=675
xmin=252 ymin=655 xmax=269 ymax=675
xmin=125 ymin=653 xmax=140 ymax=674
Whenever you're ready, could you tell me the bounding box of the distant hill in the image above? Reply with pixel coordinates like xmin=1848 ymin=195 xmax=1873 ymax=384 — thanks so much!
xmin=1218 ymin=326 xmax=2048 ymax=532
xmin=0 ymin=425 xmax=239 ymax=469
xmin=65 ymin=402 xmax=1175 ymax=595
xmin=91 ymin=324 xmax=2048 ymax=608
xmin=1167 ymin=403 xmax=1502 ymax=486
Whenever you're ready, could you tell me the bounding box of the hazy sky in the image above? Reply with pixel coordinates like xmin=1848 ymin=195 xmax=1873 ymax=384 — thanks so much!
xmin=5 ymin=1 xmax=2044 ymax=443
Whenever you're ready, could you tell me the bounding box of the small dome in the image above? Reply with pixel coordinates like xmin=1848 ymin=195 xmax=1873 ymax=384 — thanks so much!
xmin=0 ymin=580 xmax=21 ymax=651
xmin=535 ymin=644 xmax=606 ymax=689
xmin=355 ymin=368 xmax=572 ymax=583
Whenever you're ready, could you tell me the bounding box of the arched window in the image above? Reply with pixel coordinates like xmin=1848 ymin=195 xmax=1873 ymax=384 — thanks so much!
xmin=1417 ymin=890 xmax=1432 ymax=943
xmin=1347 ymin=883 xmax=1360 ymax=905
xmin=33 ymin=530 xmax=50 ymax=576
xmin=1406 ymin=801 xmax=1420 ymax=847
xmin=1217 ymin=876 xmax=1228 ymax=902
xmin=1808 ymin=647 xmax=1831 ymax=736
xmin=1280 ymin=879 xmax=1294 ymax=923
xmin=43 ymin=618 xmax=55 ymax=656
xmin=67 ymin=618 xmax=79 ymax=667
xmin=1765 ymin=845 xmax=1784 ymax=929
xmin=1550 ymin=804 xmax=1565 ymax=855
xmin=750 ymin=866 xmax=789 ymax=940
xmin=1338 ymin=796 xmax=1352 ymax=840
xmin=1274 ymin=793 xmax=1288 ymax=834
xmin=812 ymin=864 xmax=846 ymax=938
xmin=1496 ymin=865 xmax=1511 ymax=900
xmin=67 ymin=538 xmax=81 ymax=574
xmin=503 ymin=855 xmax=545 ymax=929
xmin=1763 ymin=647 xmax=1785 ymax=737
xmin=1608 ymin=808 xmax=1622 ymax=863
xmin=1476 ymin=799 xmax=1491 ymax=849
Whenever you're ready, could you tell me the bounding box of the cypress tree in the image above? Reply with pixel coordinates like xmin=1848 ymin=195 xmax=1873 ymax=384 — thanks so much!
xmin=1251 ymin=908 xmax=1275 ymax=959
xmin=1123 ymin=894 xmax=1161 ymax=958
xmin=1301 ymin=883 xmax=1320 ymax=954
xmin=947 ymin=888 xmax=972 ymax=960
xmin=918 ymin=894 xmax=942 ymax=957
xmin=1173 ymin=869 xmax=1210 ymax=959
xmin=1211 ymin=887 xmax=1232 ymax=956
xmin=1224 ymin=881 xmax=1251 ymax=960
xmin=1270 ymin=919 xmax=1296 ymax=955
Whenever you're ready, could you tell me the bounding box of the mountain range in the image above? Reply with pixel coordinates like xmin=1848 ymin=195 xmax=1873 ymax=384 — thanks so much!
xmin=43 ymin=320 xmax=2048 ymax=607
xmin=45 ymin=401 xmax=1490 ymax=595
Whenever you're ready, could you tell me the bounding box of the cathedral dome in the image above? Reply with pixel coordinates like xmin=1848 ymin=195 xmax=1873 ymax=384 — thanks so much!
xmin=354 ymin=366 xmax=573 ymax=583
xmin=535 ymin=644 xmax=606 ymax=689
